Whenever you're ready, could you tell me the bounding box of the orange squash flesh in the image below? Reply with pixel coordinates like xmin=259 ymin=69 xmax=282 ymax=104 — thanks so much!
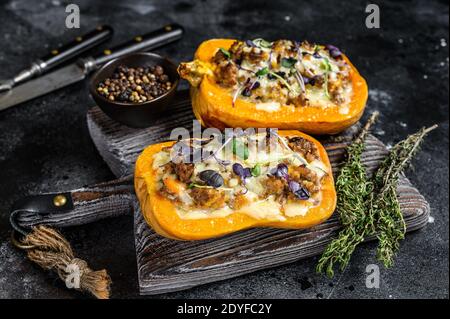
xmin=135 ymin=130 xmax=337 ymax=241
xmin=189 ymin=39 xmax=368 ymax=135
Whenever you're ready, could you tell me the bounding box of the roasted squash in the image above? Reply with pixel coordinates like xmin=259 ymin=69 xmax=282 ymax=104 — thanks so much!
xmin=135 ymin=130 xmax=336 ymax=240
xmin=179 ymin=39 xmax=368 ymax=135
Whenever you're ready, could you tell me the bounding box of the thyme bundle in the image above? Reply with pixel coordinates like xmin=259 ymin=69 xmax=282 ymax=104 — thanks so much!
xmin=371 ymin=125 xmax=437 ymax=267
xmin=316 ymin=114 xmax=437 ymax=277
xmin=316 ymin=112 xmax=379 ymax=277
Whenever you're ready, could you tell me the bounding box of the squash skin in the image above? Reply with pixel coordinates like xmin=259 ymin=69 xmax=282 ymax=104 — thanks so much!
xmin=189 ymin=39 xmax=368 ymax=135
xmin=134 ymin=130 xmax=336 ymax=240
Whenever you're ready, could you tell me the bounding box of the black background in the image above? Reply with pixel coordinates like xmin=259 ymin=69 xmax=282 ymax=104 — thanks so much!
xmin=0 ymin=0 xmax=448 ymax=298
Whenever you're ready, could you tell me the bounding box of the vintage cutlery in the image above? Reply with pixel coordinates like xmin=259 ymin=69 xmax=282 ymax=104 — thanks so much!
xmin=0 ymin=25 xmax=113 ymax=93
xmin=0 ymin=24 xmax=184 ymax=111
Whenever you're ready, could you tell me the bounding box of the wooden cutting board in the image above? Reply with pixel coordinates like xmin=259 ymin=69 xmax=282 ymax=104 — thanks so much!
xmin=86 ymin=90 xmax=430 ymax=295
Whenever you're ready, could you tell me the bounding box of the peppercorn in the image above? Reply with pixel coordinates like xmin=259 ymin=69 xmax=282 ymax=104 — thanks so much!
xmin=154 ymin=65 xmax=164 ymax=75
xmin=96 ymin=64 xmax=173 ymax=103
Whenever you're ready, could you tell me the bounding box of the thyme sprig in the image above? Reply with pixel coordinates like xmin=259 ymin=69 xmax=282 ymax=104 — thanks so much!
xmin=372 ymin=124 xmax=437 ymax=267
xmin=317 ymin=115 xmax=437 ymax=277
xmin=316 ymin=112 xmax=379 ymax=277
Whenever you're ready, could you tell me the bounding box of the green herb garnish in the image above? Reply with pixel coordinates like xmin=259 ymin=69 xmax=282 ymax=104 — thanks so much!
xmin=371 ymin=124 xmax=437 ymax=267
xmin=281 ymin=57 xmax=297 ymax=68
xmin=256 ymin=67 xmax=269 ymax=76
xmin=251 ymin=164 xmax=261 ymax=177
xmin=219 ymin=47 xmax=231 ymax=59
xmin=268 ymin=71 xmax=295 ymax=93
xmin=321 ymin=58 xmax=332 ymax=72
xmin=317 ymin=113 xmax=437 ymax=277
xmin=253 ymin=38 xmax=272 ymax=48
xmin=232 ymin=138 xmax=249 ymax=160
xmin=321 ymin=58 xmax=332 ymax=99
xmin=316 ymin=113 xmax=379 ymax=277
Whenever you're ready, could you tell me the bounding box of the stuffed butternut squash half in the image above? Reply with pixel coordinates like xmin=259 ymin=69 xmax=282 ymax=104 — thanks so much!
xmin=135 ymin=130 xmax=336 ymax=240
xmin=178 ymin=39 xmax=368 ymax=134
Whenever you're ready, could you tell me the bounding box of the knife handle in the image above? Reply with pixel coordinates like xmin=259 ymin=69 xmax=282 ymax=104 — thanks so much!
xmin=10 ymin=176 xmax=134 ymax=236
xmin=38 ymin=25 xmax=114 ymax=72
xmin=92 ymin=24 xmax=184 ymax=67
xmin=6 ymin=25 xmax=114 ymax=89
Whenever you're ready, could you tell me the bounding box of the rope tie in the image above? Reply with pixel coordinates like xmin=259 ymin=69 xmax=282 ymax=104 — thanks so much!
xmin=12 ymin=225 xmax=111 ymax=299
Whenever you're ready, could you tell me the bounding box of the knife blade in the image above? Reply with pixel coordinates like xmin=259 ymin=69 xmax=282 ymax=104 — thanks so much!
xmin=0 ymin=24 xmax=184 ymax=112
xmin=0 ymin=63 xmax=86 ymax=110
xmin=0 ymin=25 xmax=113 ymax=93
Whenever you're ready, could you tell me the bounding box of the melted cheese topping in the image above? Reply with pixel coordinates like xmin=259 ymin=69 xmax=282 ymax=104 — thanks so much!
xmin=255 ymin=102 xmax=281 ymax=112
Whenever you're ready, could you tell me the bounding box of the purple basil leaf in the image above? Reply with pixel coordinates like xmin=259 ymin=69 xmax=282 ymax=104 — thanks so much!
xmin=330 ymin=49 xmax=342 ymax=58
xmin=243 ymin=168 xmax=252 ymax=179
xmin=199 ymin=170 xmax=224 ymax=188
xmin=289 ymin=180 xmax=300 ymax=193
xmin=326 ymin=44 xmax=342 ymax=58
xmin=242 ymin=88 xmax=252 ymax=97
xmin=303 ymin=76 xmax=311 ymax=85
xmin=246 ymin=39 xmax=256 ymax=47
xmin=326 ymin=44 xmax=339 ymax=51
xmin=252 ymin=81 xmax=260 ymax=90
xmin=304 ymin=76 xmax=318 ymax=86
xmin=233 ymin=163 xmax=244 ymax=176
xmin=276 ymin=163 xmax=288 ymax=178
xmin=313 ymin=52 xmax=322 ymax=59
xmin=295 ymin=187 xmax=310 ymax=200
xmin=269 ymin=167 xmax=278 ymax=175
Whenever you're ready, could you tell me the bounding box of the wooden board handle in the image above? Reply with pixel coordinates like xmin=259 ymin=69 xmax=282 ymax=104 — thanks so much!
xmin=10 ymin=175 xmax=134 ymax=235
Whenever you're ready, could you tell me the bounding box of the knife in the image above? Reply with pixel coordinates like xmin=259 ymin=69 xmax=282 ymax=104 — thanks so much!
xmin=0 ymin=24 xmax=184 ymax=111
xmin=0 ymin=25 xmax=114 ymax=92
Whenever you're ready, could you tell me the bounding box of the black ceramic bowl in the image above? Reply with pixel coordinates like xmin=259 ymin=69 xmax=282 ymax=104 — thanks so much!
xmin=89 ymin=52 xmax=179 ymax=128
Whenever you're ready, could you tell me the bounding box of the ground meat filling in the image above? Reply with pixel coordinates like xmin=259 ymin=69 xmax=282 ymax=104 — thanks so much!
xmin=272 ymin=40 xmax=297 ymax=59
xmin=172 ymin=162 xmax=195 ymax=183
xmin=242 ymin=47 xmax=268 ymax=65
xmin=328 ymin=72 xmax=350 ymax=104
xmin=158 ymin=184 xmax=180 ymax=203
xmin=228 ymin=41 xmax=244 ymax=62
xmin=190 ymin=188 xmax=225 ymax=209
xmin=263 ymin=176 xmax=288 ymax=199
xmin=230 ymin=193 xmax=249 ymax=210
xmin=213 ymin=49 xmax=228 ymax=64
xmin=288 ymin=93 xmax=310 ymax=108
xmin=289 ymin=165 xmax=320 ymax=195
xmin=288 ymin=136 xmax=319 ymax=162
xmin=214 ymin=61 xmax=238 ymax=87
xmin=300 ymin=40 xmax=315 ymax=52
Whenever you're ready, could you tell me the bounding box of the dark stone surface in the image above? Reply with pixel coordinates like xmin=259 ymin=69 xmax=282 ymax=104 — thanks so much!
xmin=0 ymin=0 xmax=448 ymax=299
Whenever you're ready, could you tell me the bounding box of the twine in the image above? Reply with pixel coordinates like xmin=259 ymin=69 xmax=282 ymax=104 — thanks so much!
xmin=12 ymin=225 xmax=111 ymax=299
